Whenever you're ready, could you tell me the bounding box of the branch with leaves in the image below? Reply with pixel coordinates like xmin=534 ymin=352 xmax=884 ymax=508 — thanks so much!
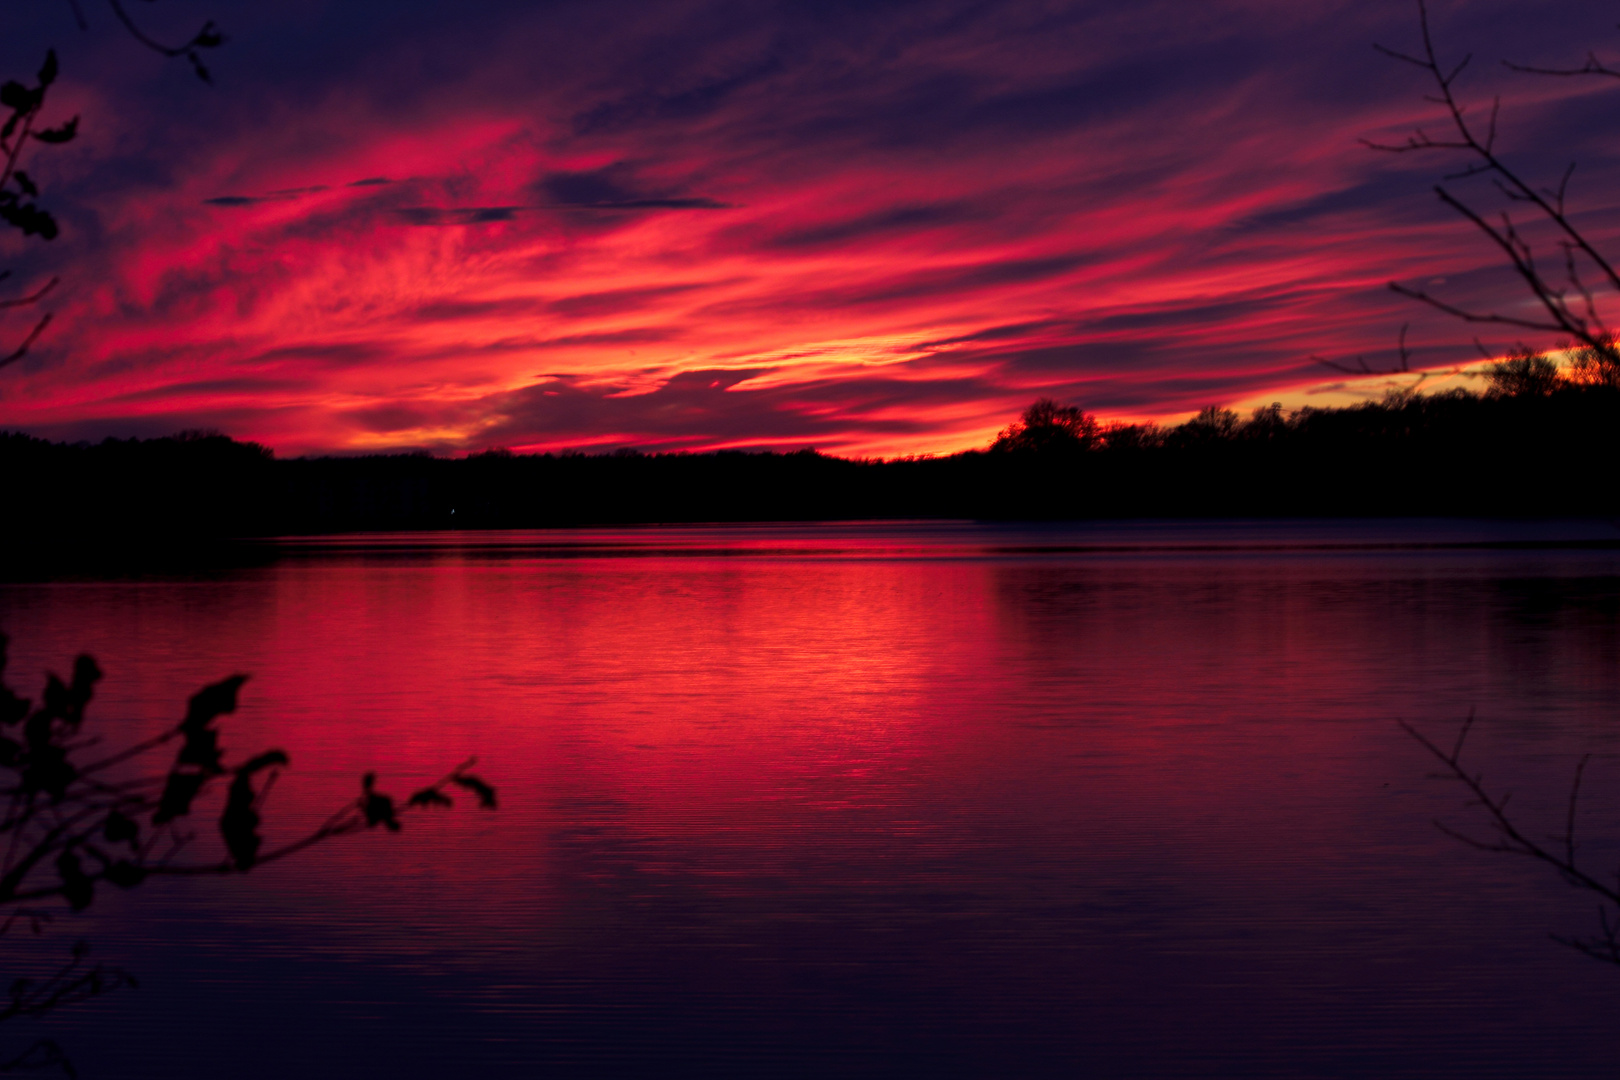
xmin=0 ymin=629 xmax=496 ymax=1074
xmin=66 ymin=0 xmax=226 ymax=84
xmin=1 ymin=1 xmax=227 ymax=373
xmin=0 ymin=636 xmax=495 ymax=914
xmin=1401 ymin=714 xmax=1619 ymax=967
xmin=0 ymin=628 xmax=496 ymax=1040
xmin=0 ymin=50 xmax=77 ymax=372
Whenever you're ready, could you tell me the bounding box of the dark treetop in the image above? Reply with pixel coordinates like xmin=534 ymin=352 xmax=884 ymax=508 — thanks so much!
xmin=4 ymin=384 xmax=1620 ymax=563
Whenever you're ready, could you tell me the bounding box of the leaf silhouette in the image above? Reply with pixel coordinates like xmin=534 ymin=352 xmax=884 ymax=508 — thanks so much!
xmin=184 ymin=675 xmax=248 ymax=732
xmin=20 ymin=722 xmax=75 ymax=801
xmin=175 ymin=726 xmax=222 ymax=772
xmin=54 ymin=849 xmax=91 ymax=912
xmin=40 ymin=656 xmax=98 ymax=727
xmin=102 ymin=861 xmax=146 ymax=889
xmin=0 ymin=687 xmax=27 ymax=726
xmin=407 ymin=788 xmax=452 ymax=809
xmin=102 ymin=810 xmax=139 ymax=849
xmin=452 ymin=774 xmax=497 ymax=809
xmin=0 ymin=636 xmax=28 ymax=727
xmin=152 ymin=771 xmax=206 ymax=825
xmin=0 ymin=81 xmax=30 ymax=112
xmin=360 ymin=773 xmax=400 ymax=832
xmin=32 ymin=116 xmax=77 ymax=144
xmin=0 ymin=201 xmax=57 ymax=239
xmin=219 ymin=750 xmax=287 ymax=870
xmin=67 ymin=655 xmax=100 ymax=725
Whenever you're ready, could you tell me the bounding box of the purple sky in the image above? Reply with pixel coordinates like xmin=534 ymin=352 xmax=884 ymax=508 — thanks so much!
xmin=1 ymin=0 xmax=1617 ymax=456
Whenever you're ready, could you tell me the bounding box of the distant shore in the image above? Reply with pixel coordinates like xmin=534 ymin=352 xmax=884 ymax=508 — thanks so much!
xmin=4 ymin=386 xmax=1619 ymax=563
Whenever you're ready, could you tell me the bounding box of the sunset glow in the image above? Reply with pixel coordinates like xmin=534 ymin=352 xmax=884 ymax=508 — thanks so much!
xmin=2 ymin=1 xmax=1618 ymax=456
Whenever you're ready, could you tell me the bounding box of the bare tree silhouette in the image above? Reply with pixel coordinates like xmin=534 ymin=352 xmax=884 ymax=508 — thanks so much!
xmin=1366 ymin=0 xmax=1620 ymax=369
xmin=1361 ymin=4 xmax=1620 ymax=971
xmin=1402 ymin=715 xmax=1619 ymax=967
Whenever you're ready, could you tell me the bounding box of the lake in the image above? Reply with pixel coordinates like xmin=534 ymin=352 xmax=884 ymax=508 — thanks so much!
xmin=2 ymin=520 xmax=1619 ymax=1077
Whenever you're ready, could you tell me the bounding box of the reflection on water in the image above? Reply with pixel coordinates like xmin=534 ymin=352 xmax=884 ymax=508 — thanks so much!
xmin=2 ymin=521 xmax=1619 ymax=1077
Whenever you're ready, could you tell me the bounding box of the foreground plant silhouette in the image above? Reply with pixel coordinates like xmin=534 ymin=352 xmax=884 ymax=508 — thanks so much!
xmin=0 ymin=15 xmax=497 ymax=1071
xmin=2 ymin=2 xmax=225 ymax=370
xmin=1402 ymin=714 xmax=1618 ymax=967
xmin=0 ymin=633 xmax=496 ymax=1068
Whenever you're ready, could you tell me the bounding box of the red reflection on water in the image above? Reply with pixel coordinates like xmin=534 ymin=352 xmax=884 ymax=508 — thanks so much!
xmin=2 ymin=529 xmax=1619 ymax=1076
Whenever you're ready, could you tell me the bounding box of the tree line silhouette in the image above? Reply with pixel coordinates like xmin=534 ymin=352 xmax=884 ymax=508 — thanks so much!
xmin=5 ymin=364 xmax=1619 ymax=560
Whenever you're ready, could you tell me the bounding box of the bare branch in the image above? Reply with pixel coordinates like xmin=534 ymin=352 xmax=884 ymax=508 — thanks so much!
xmin=1371 ymin=0 xmax=1620 ymax=358
xmin=1549 ymin=162 xmax=1577 ymax=215
xmin=1373 ymin=43 xmax=1430 ymax=69
xmin=1505 ymin=53 xmax=1620 ymax=79
xmin=1387 ymin=282 xmax=1565 ymax=334
xmin=1402 ymin=718 xmax=1620 ymax=965
xmin=1564 ymin=754 xmax=1591 ymax=867
xmin=0 ymin=277 xmax=56 ymax=311
xmin=1311 ymin=324 xmax=1416 ymax=376
xmin=104 ymin=0 xmax=226 ymax=83
xmin=0 ymin=314 xmax=52 ymax=371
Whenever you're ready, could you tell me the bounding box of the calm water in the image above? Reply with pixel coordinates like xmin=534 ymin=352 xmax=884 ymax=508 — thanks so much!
xmin=2 ymin=520 xmax=1619 ymax=1077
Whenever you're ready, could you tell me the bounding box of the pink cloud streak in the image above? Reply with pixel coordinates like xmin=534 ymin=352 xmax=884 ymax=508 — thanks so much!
xmin=3 ymin=0 xmax=1618 ymax=457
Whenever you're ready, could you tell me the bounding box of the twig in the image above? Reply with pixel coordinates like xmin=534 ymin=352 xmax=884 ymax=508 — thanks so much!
xmin=1401 ymin=717 xmax=1620 ymax=965
xmin=1370 ymin=0 xmax=1620 ymax=362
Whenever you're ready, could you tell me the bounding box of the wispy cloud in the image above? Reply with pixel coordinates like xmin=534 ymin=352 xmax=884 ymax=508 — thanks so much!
xmin=3 ymin=0 xmax=1617 ymax=456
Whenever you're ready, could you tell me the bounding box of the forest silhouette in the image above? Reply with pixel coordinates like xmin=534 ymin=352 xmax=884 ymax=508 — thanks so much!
xmin=5 ymin=367 xmax=1620 ymax=560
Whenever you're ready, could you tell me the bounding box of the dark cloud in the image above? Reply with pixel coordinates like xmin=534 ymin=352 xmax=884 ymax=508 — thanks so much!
xmin=457 ymin=358 xmax=1060 ymax=455
xmin=914 ymin=319 xmax=1072 ymax=351
xmin=537 ymin=165 xmax=728 ymax=210
xmin=547 ymin=283 xmax=714 ymax=318
xmin=590 ymin=197 xmax=729 ymax=210
xmin=766 ymin=201 xmax=981 ymax=249
xmin=253 ymin=342 xmax=395 ymax=369
xmin=6 ymin=0 xmax=1619 ymax=455
xmin=394 ymin=206 xmax=523 ymax=225
xmin=474 ymin=367 xmax=912 ymax=450
xmin=407 ymin=328 xmax=685 ymax=360
xmin=1223 ymin=175 xmax=1423 ymax=234
xmin=345 ymin=402 xmax=443 ymax=434
xmin=106 ymin=376 xmax=313 ymax=404
xmin=696 ymin=254 xmax=1093 ymax=320
xmin=519 ymin=328 xmax=683 ymax=350
xmin=571 ymin=56 xmax=785 ymax=136
xmin=1076 ymin=288 xmax=1327 ymax=336
xmin=204 ymin=185 xmax=330 ymax=207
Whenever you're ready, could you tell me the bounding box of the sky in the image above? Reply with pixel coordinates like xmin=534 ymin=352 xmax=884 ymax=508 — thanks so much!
xmin=0 ymin=0 xmax=1617 ymax=458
